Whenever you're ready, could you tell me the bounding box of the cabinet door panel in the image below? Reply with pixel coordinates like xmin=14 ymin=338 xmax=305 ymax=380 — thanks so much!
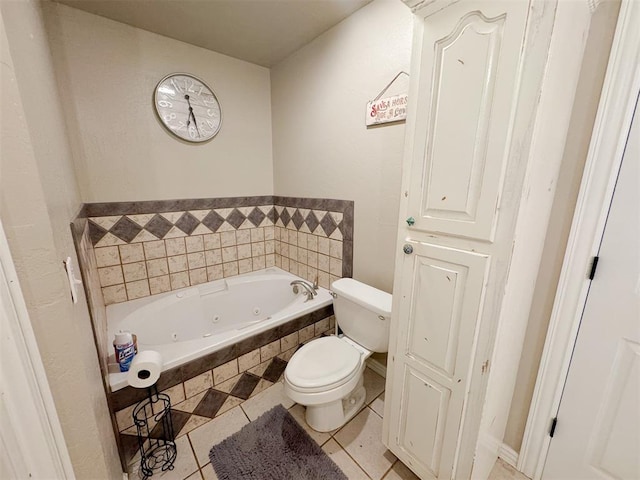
xmin=398 ymin=367 xmax=451 ymax=477
xmin=407 ymin=5 xmax=526 ymax=241
xmin=389 ymin=241 xmax=489 ymax=478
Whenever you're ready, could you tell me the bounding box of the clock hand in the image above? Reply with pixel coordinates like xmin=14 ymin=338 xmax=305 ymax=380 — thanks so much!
xmin=185 ymin=95 xmax=201 ymax=137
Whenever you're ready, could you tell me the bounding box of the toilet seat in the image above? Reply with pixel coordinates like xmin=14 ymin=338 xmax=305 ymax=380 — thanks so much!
xmin=285 ymin=336 xmax=362 ymax=393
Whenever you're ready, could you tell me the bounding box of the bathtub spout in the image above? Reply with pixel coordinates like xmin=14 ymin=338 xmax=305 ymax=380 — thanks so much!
xmin=290 ymin=280 xmax=317 ymax=301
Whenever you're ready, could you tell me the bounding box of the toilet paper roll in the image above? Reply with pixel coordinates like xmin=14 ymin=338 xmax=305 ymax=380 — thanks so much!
xmin=127 ymin=350 xmax=163 ymax=389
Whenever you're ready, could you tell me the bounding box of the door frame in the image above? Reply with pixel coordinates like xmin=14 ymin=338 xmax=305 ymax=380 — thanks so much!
xmin=518 ymin=1 xmax=640 ymax=477
xmin=0 ymin=220 xmax=76 ymax=478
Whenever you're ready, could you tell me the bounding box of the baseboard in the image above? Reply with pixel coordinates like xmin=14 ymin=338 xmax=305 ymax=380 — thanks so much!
xmin=366 ymin=357 xmax=387 ymax=378
xmin=498 ymin=443 xmax=519 ymax=469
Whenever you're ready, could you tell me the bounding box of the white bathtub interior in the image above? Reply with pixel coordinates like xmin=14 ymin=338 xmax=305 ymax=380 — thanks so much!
xmin=106 ymin=267 xmax=332 ymax=391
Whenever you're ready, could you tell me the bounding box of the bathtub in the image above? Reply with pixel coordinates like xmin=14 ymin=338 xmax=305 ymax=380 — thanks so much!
xmin=106 ymin=267 xmax=333 ymax=391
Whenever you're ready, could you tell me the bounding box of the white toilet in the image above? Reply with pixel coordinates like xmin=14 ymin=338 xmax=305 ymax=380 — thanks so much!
xmin=283 ymin=278 xmax=392 ymax=432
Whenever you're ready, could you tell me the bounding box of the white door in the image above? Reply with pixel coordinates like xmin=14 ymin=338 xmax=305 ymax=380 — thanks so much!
xmin=542 ymin=95 xmax=640 ymax=479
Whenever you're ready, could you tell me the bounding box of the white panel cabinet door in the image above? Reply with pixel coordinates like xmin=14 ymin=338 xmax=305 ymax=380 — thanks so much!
xmin=388 ymin=241 xmax=489 ymax=477
xmin=406 ymin=1 xmax=527 ymax=242
xmin=384 ymin=0 xmax=541 ymax=478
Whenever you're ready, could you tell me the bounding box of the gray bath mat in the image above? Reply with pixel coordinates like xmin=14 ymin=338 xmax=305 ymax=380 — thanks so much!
xmin=208 ymin=405 xmax=347 ymax=480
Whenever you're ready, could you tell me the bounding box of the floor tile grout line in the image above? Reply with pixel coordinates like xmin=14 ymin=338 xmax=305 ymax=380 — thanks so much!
xmin=182 ymin=434 xmax=203 ymax=480
xmin=332 ymin=426 xmax=379 ymax=480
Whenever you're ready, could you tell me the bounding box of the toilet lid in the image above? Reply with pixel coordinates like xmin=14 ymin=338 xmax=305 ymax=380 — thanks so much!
xmin=285 ymin=336 xmax=361 ymax=390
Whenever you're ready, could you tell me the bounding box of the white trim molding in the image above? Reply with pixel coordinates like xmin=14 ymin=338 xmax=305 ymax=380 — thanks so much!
xmin=498 ymin=443 xmax=519 ymax=469
xmin=518 ymin=1 xmax=640 ymax=478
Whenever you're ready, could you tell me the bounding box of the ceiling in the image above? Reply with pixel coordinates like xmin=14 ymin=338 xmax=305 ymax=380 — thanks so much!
xmin=52 ymin=0 xmax=373 ymax=67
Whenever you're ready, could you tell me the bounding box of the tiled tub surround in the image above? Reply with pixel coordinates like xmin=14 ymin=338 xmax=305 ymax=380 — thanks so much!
xmin=84 ymin=196 xmax=353 ymax=305
xmin=114 ymin=310 xmax=336 ymax=465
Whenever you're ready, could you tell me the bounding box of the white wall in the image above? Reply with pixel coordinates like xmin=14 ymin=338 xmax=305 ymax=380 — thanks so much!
xmin=271 ymin=0 xmax=413 ymax=293
xmin=0 ymin=1 xmax=121 ymax=477
xmin=43 ymin=2 xmax=274 ymax=203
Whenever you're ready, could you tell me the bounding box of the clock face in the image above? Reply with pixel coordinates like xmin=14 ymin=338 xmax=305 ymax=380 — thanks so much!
xmin=154 ymin=73 xmax=222 ymax=143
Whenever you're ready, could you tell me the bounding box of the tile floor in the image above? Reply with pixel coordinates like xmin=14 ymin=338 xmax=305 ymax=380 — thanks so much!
xmin=127 ymin=367 xmax=529 ymax=480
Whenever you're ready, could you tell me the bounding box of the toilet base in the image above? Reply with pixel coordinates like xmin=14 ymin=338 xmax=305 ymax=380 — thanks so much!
xmin=305 ymin=381 xmax=366 ymax=432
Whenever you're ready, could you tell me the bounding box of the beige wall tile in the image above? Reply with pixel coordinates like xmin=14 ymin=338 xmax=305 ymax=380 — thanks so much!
xmin=187 ymin=252 xmax=206 ymax=269
xmin=122 ymin=261 xmax=147 ymax=282
xmin=203 ymin=233 xmax=221 ymax=250
xmin=260 ymin=339 xmax=280 ymax=361
xmin=143 ymin=240 xmax=166 ymax=260
xmin=297 ymin=232 xmax=308 ymax=249
xmin=115 ymin=403 xmax=137 ymax=432
xmin=265 ymin=240 xmax=275 ymax=255
xmin=223 ymin=261 xmax=239 ymax=277
xmin=299 ymin=324 xmax=315 ymax=343
xmin=264 ymin=226 xmax=275 ymax=240
xmin=252 ymin=256 xmax=266 ymax=271
xmin=95 ymin=246 xmax=120 ymax=267
xmin=318 ymin=236 xmax=330 ymax=255
xmin=189 ymin=268 xmax=207 ymax=285
xmin=250 ymin=228 xmax=264 ymax=242
xmin=126 ymin=279 xmax=150 ymax=300
xmin=119 ymin=243 xmax=144 ymax=264
xmin=238 ymin=349 xmax=260 ymax=372
xmin=251 ymin=242 xmax=265 ymax=257
xmin=146 ymin=258 xmax=169 ymax=277
xmin=165 ymin=237 xmax=186 ymax=256
xmin=237 ymin=244 xmax=252 ymax=260
xmin=222 ymin=246 xmax=237 ymax=262
xmin=318 ymin=253 xmax=330 ymax=273
xmin=287 ymin=230 xmax=297 ymax=245
xmin=281 ymin=257 xmax=290 ymax=271
xmin=170 ymin=271 xmax=190 ymax=290
xmin=207 ymin=265 xmax=224 ymax=281
xmin=184 ymin=371 xmax=212 ymax=398
xmin=98 ymin=265 xmax=124 ymax=287
xmin=102 ymin=284 xmax=127 ymax=304
xmin=330 ymin=257 xmax=342 ymax=276
xmin=185 ymin=235 xmax=204 ymax=253
xmin=238 ymin=258 xmax=252 ymax=274
xmin=220 ymin=231 xmax=236 ymax=247
xmin=266 ymin=254 xmax=276 ymax=268
xmin=168 ymin=254 xmax=188 ymax=273
xmin=236 ymin=230 xmax=251 ymax=245
xmin=307 ymin=251 xmax=318 ymax=268
xmin=281 ymin=331 xmax=299 ymax=351
xmin=213 ymin=359 xmax=238 ymax=385
xmin=307 ymin=234 xmax=318 ymax=252
xmin=298 ymin=248 xmax=308 ymax=265
xmin=330 ymin=239 xmax=343 ymax=259
xmin=318 ymin=270 xmax=330 ymax=289
xmin=149 ymin=275 xmax=171 ymax=295
xmin=205 ymin=249 xmax=222 ymax=266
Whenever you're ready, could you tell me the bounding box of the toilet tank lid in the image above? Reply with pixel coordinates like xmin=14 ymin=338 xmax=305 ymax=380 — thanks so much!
xmin=331 ymin=278 xmax=392 ymax=316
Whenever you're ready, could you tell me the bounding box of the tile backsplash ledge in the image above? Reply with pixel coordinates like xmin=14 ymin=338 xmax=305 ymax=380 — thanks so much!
xmin=75 ymin=196 xmax=353 ymax=305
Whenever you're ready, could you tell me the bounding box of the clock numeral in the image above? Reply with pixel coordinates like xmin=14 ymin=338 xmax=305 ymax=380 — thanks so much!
xmin=163 ymin=113 xmax=177 ymax=122
xmin=188 ymin=126 xmax=198 ymax=139
xmin=171 ymin=79 xmax=183 ymax=94
xmin=205 ymin=119 xmax=216 ymax=129
xmin=207 ymin=108 xmax=219 ymax=117
xmin=203 ymin=98 xmax=217 ymax=108
xmin=158 ymin=100 xmax=173 ymax=108
xmin=198 ymin=86 xmax=203 ymax=96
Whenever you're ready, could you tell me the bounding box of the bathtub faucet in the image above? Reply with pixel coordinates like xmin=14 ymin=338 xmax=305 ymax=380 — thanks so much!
xmin=290 ymin=280 xmax=317 ymax=302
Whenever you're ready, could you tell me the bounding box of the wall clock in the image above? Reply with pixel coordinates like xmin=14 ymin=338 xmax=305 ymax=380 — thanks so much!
xmin=154 ymin=73 xmax=222 ymax=143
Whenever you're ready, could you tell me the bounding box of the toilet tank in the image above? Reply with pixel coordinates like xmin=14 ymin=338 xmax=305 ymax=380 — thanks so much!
xmin=331 ymin=278 xmax=392 ymax=353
